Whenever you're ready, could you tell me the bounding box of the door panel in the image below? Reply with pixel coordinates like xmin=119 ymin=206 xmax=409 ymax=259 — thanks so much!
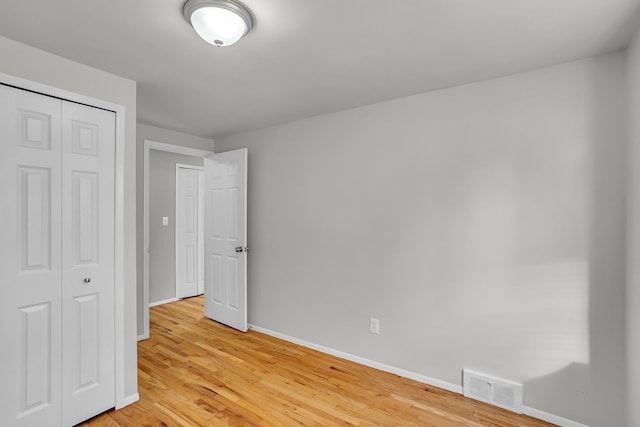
xmin=211 ymin=254 xmax=223 ymax=303
xmin=18 ymin=302 xmax=53 ymax=416
xmin=61 ymin=101 xmax=115 ymax=427
xmin=0 ymin=85 xmax=63 ymax=427
xmin=74 ymin=293 xmax=100 ymax=393
xmin=19 ymin=167 xmax=52 ymax=271
xmin=204 ymin=149 xmax=247 ymax=332
xmin=73 ymin=171 xmax=99 ymax=264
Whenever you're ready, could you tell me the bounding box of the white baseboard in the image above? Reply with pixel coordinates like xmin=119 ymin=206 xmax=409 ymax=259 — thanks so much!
xmin=116 ymin=392 xmax=140 ymax=409
xmin=522 ymin=406 xmax=589 ymax=427
xmin=248 ymin=324 xmax=462 ymax=394
xmin=137 ymin=333 xmax=149 ymax=341
xmin=248 ymin=324 xmax=590 ymax=427
xmin=149 ymin=297 xmax=179 ymax=307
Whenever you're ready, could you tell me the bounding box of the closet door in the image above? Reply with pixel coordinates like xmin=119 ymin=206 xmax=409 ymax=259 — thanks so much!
xmin=176 ymin=166 xmax=200 ymax=299
xmin=61 ymin=101 xmax=115 ymax=426
xmin=0 ymin=85 xmax=63 ymax=426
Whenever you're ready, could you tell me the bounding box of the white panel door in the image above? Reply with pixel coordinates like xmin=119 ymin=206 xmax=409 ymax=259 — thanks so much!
xmin=60 ymin=101 xmax=115 ymax=426
xmin=176 ymin=167 xmax=199 ymax=298
xmin=204 ymin=149 xmax=248 ymax=332
xmin=197 ymin=169 xmax=205 ymax=295
xmin=0 ymin=85 xmax=63 ymax=427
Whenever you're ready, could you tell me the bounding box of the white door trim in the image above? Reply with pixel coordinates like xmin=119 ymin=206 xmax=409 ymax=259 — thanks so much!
xmin=142 ymin=140 xmax=213 ymax=340
xmin=0 ymin=72 xmax=129 ymax=409
xmin=175 ymin=163 xmax=205 ymax=300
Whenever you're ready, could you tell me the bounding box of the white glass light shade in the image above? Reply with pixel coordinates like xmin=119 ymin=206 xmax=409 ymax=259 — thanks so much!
xmin=184 ymin=0 xmax=254 ymax=47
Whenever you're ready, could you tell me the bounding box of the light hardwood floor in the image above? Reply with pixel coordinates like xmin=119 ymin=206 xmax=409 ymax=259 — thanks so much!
xmin=82 ymin=297 xmax=553 ymax=426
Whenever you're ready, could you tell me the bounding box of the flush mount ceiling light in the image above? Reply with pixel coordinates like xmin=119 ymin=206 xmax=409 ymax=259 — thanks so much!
xmin=183 ymin=0 xmax=254 ymax=47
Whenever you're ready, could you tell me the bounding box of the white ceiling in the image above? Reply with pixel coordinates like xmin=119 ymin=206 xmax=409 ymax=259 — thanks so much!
xmin=1 ymin=0 xmax=639 ymax=138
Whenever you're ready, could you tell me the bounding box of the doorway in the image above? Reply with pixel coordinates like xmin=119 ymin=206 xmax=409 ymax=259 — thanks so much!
xmin=141 ymin=142 xmax=248 ymax=339
xmin=141 ymin=140 xmax=212 ymax=340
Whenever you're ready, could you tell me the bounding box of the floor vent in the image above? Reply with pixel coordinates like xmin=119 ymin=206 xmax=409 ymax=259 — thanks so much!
xmin=463 ymin=369 xmax=523 ymax=413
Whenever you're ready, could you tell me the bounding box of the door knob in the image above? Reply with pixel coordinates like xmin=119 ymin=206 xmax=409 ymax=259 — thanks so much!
xmin=83 ymin=277 xmax=92 ymax=284
xmin=235 ymin=246 xmax=249 ymax=253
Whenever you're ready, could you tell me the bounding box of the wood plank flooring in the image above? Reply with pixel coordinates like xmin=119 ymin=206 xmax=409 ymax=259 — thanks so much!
xmin=81 ymin=297 xmax=553 ymax=426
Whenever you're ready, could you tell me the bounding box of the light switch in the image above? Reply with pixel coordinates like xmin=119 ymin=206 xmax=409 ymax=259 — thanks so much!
xmin=162 ymin=216 xmax=169 ymax=226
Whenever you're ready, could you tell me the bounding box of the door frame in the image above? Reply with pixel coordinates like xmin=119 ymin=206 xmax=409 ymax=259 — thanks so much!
xmin=142 ymin=140 xmax=212 ymax=340
xmin=0 ymin=72 xmax=128 ymax=409
xmin=175 ymin=163 xmax=205 ymax=299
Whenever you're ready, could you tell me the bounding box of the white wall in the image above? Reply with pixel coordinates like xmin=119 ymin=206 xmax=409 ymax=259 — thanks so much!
xmin=136 ymin=123 xmax=213 ymax=335
xmin=0 ymin=36 xmax=139 ymax=400
xmin=215 ymin=52 xmax=627 ymax=426
xmin=626 ymin=26 xmax=640 ymax=427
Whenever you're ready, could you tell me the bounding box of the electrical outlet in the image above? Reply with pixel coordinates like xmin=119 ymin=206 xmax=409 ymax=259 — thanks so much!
xmin=162 ymin=216 xmax=169 ymax=226
xmin=369 ymin=318 xmax=380 ymax=334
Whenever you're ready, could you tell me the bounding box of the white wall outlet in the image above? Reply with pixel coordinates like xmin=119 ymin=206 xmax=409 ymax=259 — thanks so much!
xmin=369 ymin=318 xmax=380 ymax=334
xmin=162 ymin=216 xmax=169 ymax=226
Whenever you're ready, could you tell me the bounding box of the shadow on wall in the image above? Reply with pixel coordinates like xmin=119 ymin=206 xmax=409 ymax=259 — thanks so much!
xmin=422 ymin=56 xmax=625 ymax=426
xmin=524 ymin=363 xmax=590 ymax=421
xmin=454 ymin=261 xmax=590 ymax=416
xmin=522 ymin=52 xmax=626 ymax=426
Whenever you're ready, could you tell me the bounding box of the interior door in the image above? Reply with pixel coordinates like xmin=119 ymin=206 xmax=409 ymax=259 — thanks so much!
xmin=0 ymin=84 xmax=63 ymax=427
xmin=176 ymin=167 xmax=199 ymax=299
xmin=60 ymin=101 xmax=115 ymax=426
xmin=197 ymin=169 xmax=205 ymax=295
xmin=204 ymin=149 xmax=248 ymax=332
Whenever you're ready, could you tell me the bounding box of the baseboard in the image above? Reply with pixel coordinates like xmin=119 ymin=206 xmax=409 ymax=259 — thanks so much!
xmin=248 ymin=324 xmax=590 ymax=427
xmin=116 ymin=392 xmax=140 ymax=409
xmin=522 ymin=406 xmax=589 ymax=427
xmin=248 ymin=324 xmax=462 ymax=394
xmin=149 ymin=297 xmax=179 ymax=307
xmin=137 ymin=333 xmax=149 ymax=341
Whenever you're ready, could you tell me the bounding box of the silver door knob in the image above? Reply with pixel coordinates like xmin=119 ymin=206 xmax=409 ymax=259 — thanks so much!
xmin=83 ymin=278 xmax=92 ymax=283
xmin=235 ymin=246 xmax=243 ymax=253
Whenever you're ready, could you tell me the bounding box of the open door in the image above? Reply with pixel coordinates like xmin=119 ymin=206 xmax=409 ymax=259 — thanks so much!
xmin=204 ymin=149 xmax=248 ymax=332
